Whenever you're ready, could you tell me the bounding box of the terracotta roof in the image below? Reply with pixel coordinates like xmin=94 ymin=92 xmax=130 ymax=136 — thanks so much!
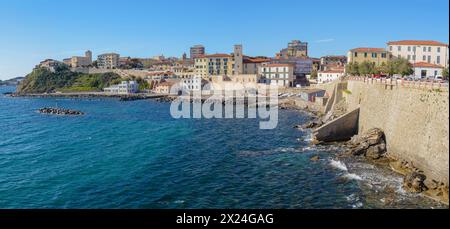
xmin=204 ymin=54 xmax=232 ymax=58
xmin=413 ymin=62 xmax=444 ymax=68
xmin=157 ymin=81 xmax=176 ymax=87
xmin=243 ymin=58 xmax=272 ymax=64
xmin=350 ymin=48 xmax=386 ymax=52
xmin=388 ymin=40 xmax=448 ymax=47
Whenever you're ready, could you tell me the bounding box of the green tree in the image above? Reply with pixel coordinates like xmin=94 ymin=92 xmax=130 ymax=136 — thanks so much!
xmin=345 ymin=62 xmax=359 ymax=76
xmin=442 ymin=67 xmax=449 ymax=80
xmin=359 ymin=61 xmax=374 ymax=76
xmin=395 ymin=58 xmax=414 ymax=77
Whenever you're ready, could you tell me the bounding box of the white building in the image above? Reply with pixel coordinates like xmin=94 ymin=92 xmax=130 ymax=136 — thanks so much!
xmin=387 ymin=40 xmax=448 ymax=68
xmin=103 ymin=81 xmax=139 ymax=94
xmin=413 ymin=62 xmax=444 ymax=79
xmin=180 ymin=76 xmax=205 ymax=92
xmin=259 ymin=63 xmax=295 ymax=87
xmin=318 ymin=70 xmax=345 ymax=84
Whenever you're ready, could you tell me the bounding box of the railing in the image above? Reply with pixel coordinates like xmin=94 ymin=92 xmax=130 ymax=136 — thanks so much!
xmin=347 ymin=76 xmax=449 ymax=90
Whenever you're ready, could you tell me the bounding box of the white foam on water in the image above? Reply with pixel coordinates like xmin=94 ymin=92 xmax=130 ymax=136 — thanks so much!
xmin=329 ymin=159 xmax=348 ymax=172
xmin=343 ymin=173 xmax=363 ymax=181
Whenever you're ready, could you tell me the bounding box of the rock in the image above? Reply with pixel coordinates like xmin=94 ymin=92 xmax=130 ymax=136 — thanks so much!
xmin=310 ymin=155 xmax=320 ymax=161
xmin=38 ymin=107 xmax=84 ymax=116
xmin=346 ymin=128 xmax=387 ymax=160
xmin=403 ymin=172 xmax=428 ymax=193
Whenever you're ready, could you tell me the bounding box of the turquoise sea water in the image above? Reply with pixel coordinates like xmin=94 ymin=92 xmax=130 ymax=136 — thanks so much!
xmin=0 ymin=86 xmax=444 ymax=209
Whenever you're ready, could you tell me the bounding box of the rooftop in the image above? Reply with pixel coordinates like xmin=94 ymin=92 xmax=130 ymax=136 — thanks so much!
xmin=388 ymin=40 xmax=448 ymax=47
xmin=413 ymin=62 xmax=444 ymax=68
xmin=350 ymin=48 xmax=386 ymax=52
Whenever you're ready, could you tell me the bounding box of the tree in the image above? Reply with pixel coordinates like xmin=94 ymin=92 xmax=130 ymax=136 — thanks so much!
xmin=345 ymin=62 xmax=359 ymax=76
xmin=443 ymin=67 xmax=449 ymax=80
xmin=395 ymin=58 xmax=414 ymax=77
xmin=310 ymin=70 xmax=318 ymax=79
xmin=359 ymin=61 xmax=374 ymax=76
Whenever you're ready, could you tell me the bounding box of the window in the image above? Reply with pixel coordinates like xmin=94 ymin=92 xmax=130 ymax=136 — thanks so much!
xmin=423 ymin=55 xmax=426 ymax=61
xmin=437 ymin=47 xmax=441 ymax=53
xmin=364 ymin=53 xmax=368 ymax=58
xmin=381 ymin=53 xmax=387 ymax=58
xmin=428 ymin=47 xmax=432 ymax=52
xmin=354 ymin=52 xmax=358 ymax=57
xmin=398 ymin=46 xmax=401 ymax=51
xmin=413 ymin=46 xmax=416 ymax=52
xmin=437 ymin=56 xmax=441 ymax=64
xmin=390 ymin=46 xmax=393 ymax=51
xmin=408 ymin=46 xmax=411 ymax=52
xmin=372 ymin=53 xmax=377 ymax=58
xmin=427 ymin=56 xmax=431 ymax=63
xmin=413 ymin=55 xmax=416 ymax=61
xmin=423 ymin=47 xmax=427 ymax=52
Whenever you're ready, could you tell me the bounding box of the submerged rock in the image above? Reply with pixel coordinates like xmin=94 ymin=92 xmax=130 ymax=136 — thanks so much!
xmin=38 ymin=107 xmax=84 ymax=116
xmin=310 ymin=155 xmax=320 ymax=162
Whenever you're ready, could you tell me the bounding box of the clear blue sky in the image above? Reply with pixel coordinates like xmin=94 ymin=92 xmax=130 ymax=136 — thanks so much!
xmin=0 ymin=0 xmax=449 ymax=80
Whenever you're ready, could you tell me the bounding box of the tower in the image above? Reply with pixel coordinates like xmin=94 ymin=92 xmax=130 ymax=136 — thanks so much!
xmin=85 ymin=50 xmax=93 ymax=63
xmin=233 ymin=44 xmax=243 ymax=75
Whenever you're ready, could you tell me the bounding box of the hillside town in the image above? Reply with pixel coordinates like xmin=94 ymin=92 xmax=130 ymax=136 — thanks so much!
xmin=34 ymin=39 xmax=449 ymax=97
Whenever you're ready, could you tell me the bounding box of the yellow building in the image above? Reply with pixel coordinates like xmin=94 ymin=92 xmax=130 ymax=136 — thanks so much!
xmin=347 ymin=48 xmax=390 ymax=66
xmin=194 ymin=54 xmax=234 ymax=79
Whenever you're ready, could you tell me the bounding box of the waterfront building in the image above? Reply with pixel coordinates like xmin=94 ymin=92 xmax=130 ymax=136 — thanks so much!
xmin=103 ymin=81 xmax=138 ymax=94
xmin=97 ymin=53 xmax=120 ymax=69
xmin=347 ymin=48 xmax=390 ymax=66
xmin=69 ymin=50 xmax=92 ymax=68
xmin=387 ymin=40 xmax=449 ymax=68
xmin=413 ymin=62 xmax=444 ymax=79
xmin=318 ymin=69 xmax=345 ymax=84
xmin=190 ymin=45 xmax=206 ymax=59
xmin=194 ymin=53 xmax=233 ymax=79
xmin=279 ymin=40 xmax=308 ymax=58
xmin=180 ymin=76 xmax=207 ymax=92
xmin=154 ymin=81 xmax=177 ymax=94
xmin=259 ymin=63 xmax=295 ymax=87
xmin=298 ymin=89 xmax=326 ymax=102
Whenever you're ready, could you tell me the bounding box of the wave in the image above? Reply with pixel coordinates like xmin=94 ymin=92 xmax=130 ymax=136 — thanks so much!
xmin=329 ymin=159 xmax=348 ymax=172
xmin=343 ymin=173 xmax=363 ymax=181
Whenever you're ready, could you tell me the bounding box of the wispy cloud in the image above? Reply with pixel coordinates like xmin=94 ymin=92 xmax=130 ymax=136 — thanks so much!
xmin=314 ymin=38 xmax=335 ymax=43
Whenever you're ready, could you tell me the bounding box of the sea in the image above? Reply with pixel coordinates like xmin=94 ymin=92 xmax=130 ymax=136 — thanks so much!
xmin=0 ymin=86 xmax=446 ymax=209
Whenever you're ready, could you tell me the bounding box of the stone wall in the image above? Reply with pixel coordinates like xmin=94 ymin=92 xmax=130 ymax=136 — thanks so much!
xmin=344 ymin=79 xmax=449 ymax=185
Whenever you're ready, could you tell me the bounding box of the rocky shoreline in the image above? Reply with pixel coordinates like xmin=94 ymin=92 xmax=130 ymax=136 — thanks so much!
xmin=290 ymin=99 xmax=449 ymax=206
xmin=38 ymin=107 xmax=84 ymax=116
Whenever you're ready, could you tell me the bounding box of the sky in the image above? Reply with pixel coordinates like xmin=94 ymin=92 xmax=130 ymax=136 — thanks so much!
xmin=0 ymin=0 xmax=449 ymax=80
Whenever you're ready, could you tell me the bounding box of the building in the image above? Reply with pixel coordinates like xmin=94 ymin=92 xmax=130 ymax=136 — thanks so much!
xmin=103 ymin=81 xmax=138 ymax=94
xmin=413 ymin=62 xmax=444 ymax=79
xmin=154 ymin=81 xmax=177 ymax=94
xmin=259 ymin=63 xmax=295 ymax=87
xmin=318 ymin=69 xmax=345 ymax=84
xmin=190 ymin=45 xmax=205 ymax=59
xmin=387 ymin=40 xmax=448 ymax=68
xmin=194 ymin=53 xmax=233 ymax=78
xmin=298 ymin=89 xmax=326 ymax=102
xmin=180 ymin=76 xmax=207 ymax=92
xmin=38 ymin=59 xmax=66 ymax=72
xmin=243 ymin=57 xmax=271 ymax=75
xmin=279 ymin=40 xmax=308 ymax=59
xmin=347 ymin=48 xmax=390 ymax=66
xmin=320 ymin=55 xmax=347 ymax=70
xmin=69 ymin=50 xmax=92 ymax=68
xmin=98 ymin=53 xmax=120 ymax=69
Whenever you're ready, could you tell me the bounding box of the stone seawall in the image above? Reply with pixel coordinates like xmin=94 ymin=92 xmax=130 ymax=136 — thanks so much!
xmin=344 ymin=79 xmax=449 ymax=185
